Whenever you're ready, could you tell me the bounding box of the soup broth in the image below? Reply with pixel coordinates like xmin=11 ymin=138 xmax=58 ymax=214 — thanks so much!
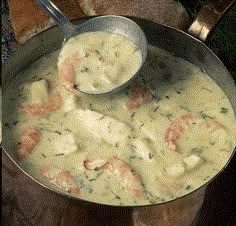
xmin=3 ymin=45 xmax=236 ymax=206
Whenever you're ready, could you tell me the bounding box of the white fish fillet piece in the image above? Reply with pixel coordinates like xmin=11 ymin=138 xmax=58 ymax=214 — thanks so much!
xmin=74 ymin=109 xmax=131 ymax=145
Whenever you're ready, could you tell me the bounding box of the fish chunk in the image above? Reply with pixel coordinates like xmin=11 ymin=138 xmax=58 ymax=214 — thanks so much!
xmin=30 ymin=79 xmax=49 ymax=104
xmin=54 ymin=133 xmax=78 ymax=155
xmin=183 ymin=154 xmax=202 ymax=170
xmin=131 ymin=139 xmax=155 ymax=160
xmin=165 ymin=162 xmax=185 ymax=177
xmin=63 ymin=95 xmax=79 ymax=112
xmin=74 ymin=109 xmax=131 ymax=145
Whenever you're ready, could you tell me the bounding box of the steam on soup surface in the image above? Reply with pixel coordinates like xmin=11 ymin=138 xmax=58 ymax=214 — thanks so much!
xmin=3 ymin=44 xmax=236 ymax=206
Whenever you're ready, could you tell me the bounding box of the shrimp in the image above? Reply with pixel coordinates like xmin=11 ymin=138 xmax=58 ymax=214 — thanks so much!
xmin=58 ymin=54 xmax=81 ymax=94
xmin=84 ymin=157 xmax=144 ymax=198
xmin=58 ymin=47 xmax=114 ymax=94
xmin=16 ymin=127 xmax=41 ymax=161
xmin=19 ymin=92 xmax=62 ymax=116
xmin=165 ymin=113 xmax=227 ymax=153
xmin=126 ymin=82 xmax=153 ymax=111
xmin=41 ymin=165 xmax=80 ymax=196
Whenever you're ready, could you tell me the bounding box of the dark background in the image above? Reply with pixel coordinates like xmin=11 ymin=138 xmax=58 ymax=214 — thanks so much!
xmin=2 ymin=0 xmax=236 ymax=225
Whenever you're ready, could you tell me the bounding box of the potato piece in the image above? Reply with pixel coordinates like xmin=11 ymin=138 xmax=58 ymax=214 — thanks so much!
xmin=183 ymin=154 xmax=202 ymax=170
xmin=30 ymin=79 xmax=49 ymax=104
xmin=166 ymin=162 xmax=185 ymax=177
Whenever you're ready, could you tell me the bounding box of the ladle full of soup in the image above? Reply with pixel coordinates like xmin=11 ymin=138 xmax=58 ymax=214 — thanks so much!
xmin=35 ymin=0 xmax=147 ymax=94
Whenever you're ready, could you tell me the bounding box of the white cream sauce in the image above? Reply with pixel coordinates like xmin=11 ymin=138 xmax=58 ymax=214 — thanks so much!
xmin=3 ymin=45 xmax=236 ymax=206
xmin=58 ymin=32 xmax=142 ymax=93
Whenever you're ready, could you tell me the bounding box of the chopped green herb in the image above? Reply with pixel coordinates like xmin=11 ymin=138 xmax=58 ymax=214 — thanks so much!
xmin=130 ymin=144 xmax=137 ymax=152
xmin=89 ymin=103 xmax=93 ymax=110
xmin=114 ymin=195 xmax=121 ymax=200
xmin=89 ymin=178 xmax=97 ymax=182
xmin=131 ymin=112 xmax=136 ymax=118
xmin=99 ymin=115 xmax=105 ymax=120
xmin=114 ymin=52 xmax=119 ymax=57
xmin=94 ymin=167 xmax=100 ymax=171
xmin=191 ymin=147 xmax=203 ymax=154
xmin=42 ymin=153 xmax=47 ymax=158
xmin=180 ymin=105 xmax=190 ymax=112
xmin=201 ymin=87 xmax=212 ymax=93
xmin=129 ymin=155 xmax=137 ymax=160
xmin=80 ymin=67 xmax=89 ymax=73
xmin=204 ymin=176 xmax=210 ymax=181
xmin=55 ymin=131 xmax=62 ymax=135
xmin=85 ymin=53 xmax=89 ymax=57
xmin=88 ymin=188 xmax=93 ymax=193
xmin=220 ymin=107 xmax=228 ymax=114
xmin=154 ymin=106 xmax=159 ymax=112
xmin=107 ymin=122 xmax=112 ymax=133
xmin=166 ymin=113 xmax=173 ymax=119
xmin=200 ymin=111 xmax=214 ymax=119
xmin=210 ymin=141 xmax=215 ymax=145
xmin=148 ymin=153 xmax=154 ymax=159
xmin=185 ymin=185 xmax=192 ymax=190
xmin=95 ymin=50 xmax=100 ymax=55
xmin=54 ymin=153 xmax=65 ymax=156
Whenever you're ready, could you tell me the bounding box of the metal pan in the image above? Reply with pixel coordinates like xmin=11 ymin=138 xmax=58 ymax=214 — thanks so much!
xmin=2 ymin=0 xmax=236 ymax=224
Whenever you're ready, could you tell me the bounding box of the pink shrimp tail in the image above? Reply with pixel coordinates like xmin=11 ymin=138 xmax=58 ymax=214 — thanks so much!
xmin=58 ymin=54 xmax=80 ymax=94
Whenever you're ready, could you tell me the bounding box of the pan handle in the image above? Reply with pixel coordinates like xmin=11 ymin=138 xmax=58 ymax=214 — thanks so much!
xmin=188 ymin=0 xmax=235 ymax=42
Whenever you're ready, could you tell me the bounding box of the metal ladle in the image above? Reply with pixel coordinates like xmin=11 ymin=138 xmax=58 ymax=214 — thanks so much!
xmin=35 ymin=0 xmax=148 ymax=95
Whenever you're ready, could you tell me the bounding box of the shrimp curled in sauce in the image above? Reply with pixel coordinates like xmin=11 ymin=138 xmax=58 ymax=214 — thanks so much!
xmin=165 ymin=113 xmax=229 ymax=153
xmin=84 ymin=157 xmax=144 ymax=198
xmin=16 ymin=126 xmax=41 ymax=161
xmin=41 ymin=165 xmax=80 ymax=196
xmin=126 ymin=82 xmax=153 ymax=111
xmin=19 ymin=80 xmax=63 ymax=116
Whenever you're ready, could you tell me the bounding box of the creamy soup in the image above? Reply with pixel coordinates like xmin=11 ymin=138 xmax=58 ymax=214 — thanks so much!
xmin=3 ymin=45 xmax=236 ymax=206
xmin=58 ymin=32 xmax=142 ymax=93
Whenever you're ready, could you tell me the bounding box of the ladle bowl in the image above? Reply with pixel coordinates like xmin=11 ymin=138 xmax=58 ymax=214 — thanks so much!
xmin=35 ymin=0 xmax=148 ymax=95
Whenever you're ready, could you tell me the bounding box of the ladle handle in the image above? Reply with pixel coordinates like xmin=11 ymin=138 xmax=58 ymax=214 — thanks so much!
xmin=35 ymin=0 xmax=76 ymax=40
xmin=188 ymin=0 xmax=235 ymax=42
